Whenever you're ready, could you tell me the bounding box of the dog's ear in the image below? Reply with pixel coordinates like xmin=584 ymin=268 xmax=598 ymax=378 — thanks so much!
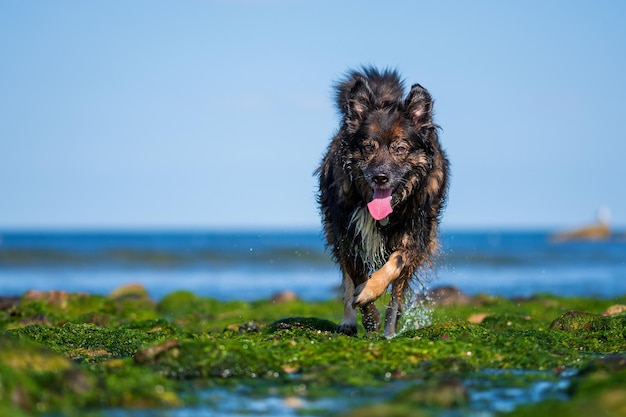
xmin=405 ymin=84 xmax=434 ymax=129
xmin=344 ymin=77 xmax=373 ymax=133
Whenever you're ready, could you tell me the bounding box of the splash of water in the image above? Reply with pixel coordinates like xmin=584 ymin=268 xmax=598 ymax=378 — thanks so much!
xmin=399 ymin=282 xmax=433 ymax=334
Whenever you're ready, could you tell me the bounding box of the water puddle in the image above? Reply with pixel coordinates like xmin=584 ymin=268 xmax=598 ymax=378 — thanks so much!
xmin=464 ymin=369 xmax=574 ymax=415
xmin=106 ymin=369 xmax=574 ymax=417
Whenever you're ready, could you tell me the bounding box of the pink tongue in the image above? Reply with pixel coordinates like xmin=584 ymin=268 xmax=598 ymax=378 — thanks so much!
xmin=367 ymin=188 xmax=393 ymax=221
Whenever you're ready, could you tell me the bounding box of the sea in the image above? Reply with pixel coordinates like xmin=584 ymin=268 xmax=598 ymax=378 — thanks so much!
xmin=1 ymin=229 xmax=625 ymax=301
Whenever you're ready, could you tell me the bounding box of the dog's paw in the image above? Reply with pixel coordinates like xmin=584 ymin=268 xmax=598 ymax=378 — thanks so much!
xmin=337 ymin=322 xmax=357 ymax=336
xmin=352 ymin=282 xmax=377 ymax=308
xmin=383 ymin=328 xmax=397 ymax=339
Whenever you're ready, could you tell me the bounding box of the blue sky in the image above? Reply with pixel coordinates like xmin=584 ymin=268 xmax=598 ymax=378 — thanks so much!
xmin=1 ymin=1 xmax=625 ymax=230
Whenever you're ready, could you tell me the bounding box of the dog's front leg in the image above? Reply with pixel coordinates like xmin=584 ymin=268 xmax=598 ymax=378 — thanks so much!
xmin=337 ymin=273 xmax=358 ymax=335
xmin=353 ymin=251 xmax=405 ymax=308
xmin=337 ymin=272 xmax=381 ymax=335
xmin=383 ymin=278 xmax=406 ymax=338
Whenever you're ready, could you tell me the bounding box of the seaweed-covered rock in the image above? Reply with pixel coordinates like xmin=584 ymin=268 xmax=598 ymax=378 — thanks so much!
xmin=549 ymin=310 xmax=610 ymax=332
xmin=224 ymin=320 xmax=262 ymax=333
xmin=0 ymin=335 xmax=96 ymax=413
xmin=134 ymin=339 xmax=180 ymax=364
xmin=267 ymin=316 xmax=338 ymax=333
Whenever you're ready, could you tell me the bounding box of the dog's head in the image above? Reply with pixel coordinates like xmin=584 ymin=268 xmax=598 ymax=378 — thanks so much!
xmin=337 ymin=70 xmax=438 ymax=221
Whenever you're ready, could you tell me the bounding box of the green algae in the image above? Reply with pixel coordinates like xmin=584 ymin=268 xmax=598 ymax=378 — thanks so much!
xmin=0 ymin=334 xmax=179 ymax=415
xmin=1 ymin=287 xmax=626 ymax=415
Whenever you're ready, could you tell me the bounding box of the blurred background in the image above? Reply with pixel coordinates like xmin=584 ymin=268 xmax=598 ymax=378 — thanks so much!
xmin=1 ymin=1 xmax=625 ymax=300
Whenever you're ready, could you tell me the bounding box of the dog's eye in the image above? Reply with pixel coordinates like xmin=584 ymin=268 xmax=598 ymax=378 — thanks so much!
xmin=393 ymin=145 xmax=408 ymax=155
xmin=363 ymin=144 xmax=375 ymax=154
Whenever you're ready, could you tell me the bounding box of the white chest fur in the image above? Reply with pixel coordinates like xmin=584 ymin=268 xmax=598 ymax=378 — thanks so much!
xmin=349 ymin=207 xmax=388 ymax=272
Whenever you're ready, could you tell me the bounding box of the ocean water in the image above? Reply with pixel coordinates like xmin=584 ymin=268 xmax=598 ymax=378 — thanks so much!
xmin=1 ymin=229 xmax=625 ymax=300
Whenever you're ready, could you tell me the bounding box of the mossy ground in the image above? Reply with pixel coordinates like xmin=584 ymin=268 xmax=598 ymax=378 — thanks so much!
xmin=1 ymin=286 xmax=625 ymax=416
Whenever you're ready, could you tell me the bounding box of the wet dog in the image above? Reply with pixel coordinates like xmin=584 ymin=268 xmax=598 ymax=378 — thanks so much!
xmin=317 ymin=67 xmax=449 ymax=337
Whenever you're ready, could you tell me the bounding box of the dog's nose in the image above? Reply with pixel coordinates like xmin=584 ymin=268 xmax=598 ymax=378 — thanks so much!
xmin=372 ymin=174 xmax=389 ymax=186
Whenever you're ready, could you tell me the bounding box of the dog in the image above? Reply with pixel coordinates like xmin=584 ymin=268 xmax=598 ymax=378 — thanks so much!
xmin=316 ymin=67 xmax=449 ymax=338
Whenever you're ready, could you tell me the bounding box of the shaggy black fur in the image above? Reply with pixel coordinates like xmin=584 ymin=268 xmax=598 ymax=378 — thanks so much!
xmin=317 ymin=67 xmax=449 ymax=337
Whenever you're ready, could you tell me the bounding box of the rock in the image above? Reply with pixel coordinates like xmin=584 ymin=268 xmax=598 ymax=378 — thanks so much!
xmin=224 ymin=321 xmax=261 ymax=334
xmin=0 ymin=296 xmax=20 ymax=311
xmin=283 ymin=396 xmax=305 ymax=408
xmin=549 ymin=310 xmax=610 ymax=332
xmin=109 ymin=283 xmax=152 ymax=302
xmin=134 ymin=340 xmax=179 ymax=364
xmin=19 ymin=314 xmax=52 ymax=327
xmin=267 ymin=317 xmax=338 ymax=333
xmin=419 ymin=285 xmax=472 ymax=306
xmin=602 ymin=305 xmax=626 ymax=317
xmin=468 ymin=313 xmax=489 ymax=323
xmin=270 ymin=291 xmax=299 ymax=303
xmin=551 ymin=222 xmax=611 ymax=242
xmin=23 ymin=290 xmax=74 ymax=308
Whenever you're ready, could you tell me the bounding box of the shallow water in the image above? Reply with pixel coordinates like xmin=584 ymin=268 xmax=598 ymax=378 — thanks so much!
xmin=465 ymin=369 xmax=573 ymax=415
xmin=1 ymin=230 xmax=625 ymax=300
xmin=105 ymin=369 xmax=572 ymax=417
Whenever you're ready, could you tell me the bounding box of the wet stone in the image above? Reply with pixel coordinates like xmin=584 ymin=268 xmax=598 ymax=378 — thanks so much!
xmin=418 ymin=285 xmax=472 ymax=306
xmin=270 ymin=290 xmax=300 ymax=303
xmin=0 ymin=296 xmax=20 ymax=311
xmin=224 ymin=321 xmax=261 ymax=334
xmin=549 ymin=310 xmax=609 ymax=332
xmin=110 ymin=283 xmax=154 ymax=303
xmin=134 ymin=339 xmax=180 ymax=364
xmin=602 ymin=304 xmax=626 ymax=316
xmin=267 ymin=317 xmax=338 ymax=333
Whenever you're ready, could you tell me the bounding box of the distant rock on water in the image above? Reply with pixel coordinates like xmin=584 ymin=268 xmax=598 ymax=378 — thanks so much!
xmin=551 ymin=222 xmax=611 ymax=242
xmin=551 ymin=207 xmax=613 ymax=242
